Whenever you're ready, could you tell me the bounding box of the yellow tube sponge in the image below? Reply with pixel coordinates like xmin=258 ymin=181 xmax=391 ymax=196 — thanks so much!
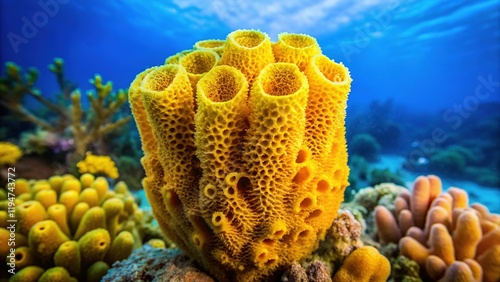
xmin=80 ymin=173 xmax=95 ymax=189
xmin=79 ymin=188 xmax=99 ymax=207
xmin=28 ymin=220 xmax=70 ymax=263
xmin=60 ymin=179 xmax=82 ymax=195
xmin=178 ymin=49 xmax=219 ymax=89
xmin=0 ymin=141 xmax=22 ymax=165
xmin=91 ymin=176 xmax=109 ymax=203
xmin=130 ymin=30 xmax=352 ymax=281
xmin=70 ymin=202 xmax=89 ymax=233
xmin=10 ymin=265 xmax=45 ymax=282
xmin=194 ymin=39 xmax=225 ymax=56
xmin=34 ymin=189 xmax=57 ymax=209
xmin=102 ymin=198 xmax=124 ymax=240
xmin=16 ymin=201 xmax=47 ymax=234
xmin=14 ymin=178 xmax=30 ymax=195
xmin=78 ymin=228 xmax=111 ymax=268
xmin=104 ymin=230 xmax=134 ymax=264
xmin=87 ymin=261 xmax=109 ymax=282
xmin=38 ymin=266 xmax=77 ymax=282
xmin=47 ymin=204 xmax=71 ymax=237
xmin=73 ymin=206 xmax=106 ymax=240
xmin=76 ymin=152 xmax=119 ymax=179
xmin=12 ymin=246 xmax=36 ymax=270
xmin=48 ymin=175 xmax=65 ymax=194
xmin=272 ymin=33 xmax=321 ymax=71
xmin=59 ymin=190 xmax=79 ymax=217
xmin=332 ymin=246 xmax=391 ymax=282
xmin=218 ymin=29 xmax=275 ymax=85
xmin=54 ymin=240 xmax=81 ymax=277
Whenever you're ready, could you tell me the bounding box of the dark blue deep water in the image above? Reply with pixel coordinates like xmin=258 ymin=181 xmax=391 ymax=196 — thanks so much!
xmin=1 ymin=0 xmax=499 ymax=211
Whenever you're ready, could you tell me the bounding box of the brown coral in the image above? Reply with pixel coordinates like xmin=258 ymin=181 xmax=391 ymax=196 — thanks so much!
xmin=374 ymin=175 xmax=500 ymax=281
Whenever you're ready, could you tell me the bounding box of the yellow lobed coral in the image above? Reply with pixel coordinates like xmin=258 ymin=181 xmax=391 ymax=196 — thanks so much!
xmin=76 ymin=152 xmax=119 ymax=179
xmin=332 ymin=246 xmax=391 ymax=282
xmin=375 ymin=175 xmax=500 ymax=282
xmin=0 ymin=141 xmax=22 ymax=165
xmin=130 ymin=29 xmax=352 ymax=281
xmin=0 ymin=174 xmax=143 ymax=281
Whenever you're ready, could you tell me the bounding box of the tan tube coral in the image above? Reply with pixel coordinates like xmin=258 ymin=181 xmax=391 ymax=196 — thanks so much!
xmin=218 ymin=29 xmax=275 ymax=85
xmin=272 ymin=33 xmax=322 ymax=71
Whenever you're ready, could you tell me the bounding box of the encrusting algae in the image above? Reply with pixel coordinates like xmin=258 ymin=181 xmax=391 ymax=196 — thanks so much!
xmin=130 ymin=29 xmax=355 ymax=281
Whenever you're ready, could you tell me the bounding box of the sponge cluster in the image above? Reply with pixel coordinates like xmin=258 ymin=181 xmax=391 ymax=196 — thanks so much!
xmin=0 ymin=174 xmax=142 ymax=281
xmin=130 ymin=29 xmax=352 ymax=281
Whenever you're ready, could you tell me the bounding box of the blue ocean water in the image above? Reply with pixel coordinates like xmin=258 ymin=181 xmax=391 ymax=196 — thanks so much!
xmin=1 ymin=0 xmax=499 ymax=110
xmin=1 ymin=0 xmax=499 ymax=210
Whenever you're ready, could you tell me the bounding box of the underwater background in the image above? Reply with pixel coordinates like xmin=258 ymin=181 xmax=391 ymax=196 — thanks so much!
xmin=1 ymin=0 xmax=498 ymax=210
xmin=0 ymin=1 xmax=500 ymax=281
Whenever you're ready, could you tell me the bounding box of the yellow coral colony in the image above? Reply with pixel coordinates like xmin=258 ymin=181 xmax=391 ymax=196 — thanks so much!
xmin=130 ymin=29 xmax=352 ymax=281
xmin=0 ymin=142 xmax=23 ymax=165
xmin=76 ymin=152 xmax=119 ymax=179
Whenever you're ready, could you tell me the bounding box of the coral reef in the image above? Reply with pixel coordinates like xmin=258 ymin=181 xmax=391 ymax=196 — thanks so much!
xmin=348 ymin=133 xmax=381 ymax=162
xmin=369 ymin=168 xmax=405 ymax=187
xmin=374 ymin=175 xmax=500 ymax=281
xmin=0 ymin=58 xmax=130 ymax=157
xmin=341 ymin=182 xmax=407 ymax=239
xmin=102 ymin=244 xmax=214 ymax=282
xmin=130 ymin=29 xmax=352 ymax=281
xmin=311 ymin=210 xmax=363 ymax=269
xmin=0 ymin=142 xmax=22 ymax=166
xmin=346 ymin=99 xmax=402 ymax=152
xmin=403 ymin=103 xmax=500 ymax=187
xmin=76 ymin=152 xmax=119 ymax=179
xmin=0 ymin=174 xmax=149 ymax=281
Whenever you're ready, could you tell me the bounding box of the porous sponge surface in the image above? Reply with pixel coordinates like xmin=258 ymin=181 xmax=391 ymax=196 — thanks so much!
xmin=130 ymin=29 xmax=352 ymax=281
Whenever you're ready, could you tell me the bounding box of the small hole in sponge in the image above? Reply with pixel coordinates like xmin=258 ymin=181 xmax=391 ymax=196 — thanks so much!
xmin=306 ymin=209 xmax=323 ymax=220
xmin=274 ymin=230 xmax=285 ymax=237
xmin=265 ymin=258 xmax=277 ymax=265
xmin=165 ymin=190 xmax=181 ymax=207
xmin=194 ymin=237 xmax=201 ymax=246
xmin=262 ymin=239 xmax=274 ymax=246
xmin=204 ymin=185 xmax=216 ymax=199
xmin=300 ymin=197 xmax=313 ymax=209
xmin=39 ymin=226 xmax=45 ymax=231
xmin=99 ymin=241 xmax=105 ymax=247
xmin=296 ymin=149 xmax=309 ymax=163
xmin=298 ymin=229 xmax=310 ymax=237
xmin=15 ymin=254 xmax=23 ymax=261
xmin=293 ymin=166 xmax=311 ymax=185
xmin=237 ymin=176 xmax=250 ymax=190
xmin=316 ymin=179 xmax=330 ymax=192
xmin=227 ymin=187 xmax=235 ymax=195
xmin=258 ymin=252 xmax=266 ymax=260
